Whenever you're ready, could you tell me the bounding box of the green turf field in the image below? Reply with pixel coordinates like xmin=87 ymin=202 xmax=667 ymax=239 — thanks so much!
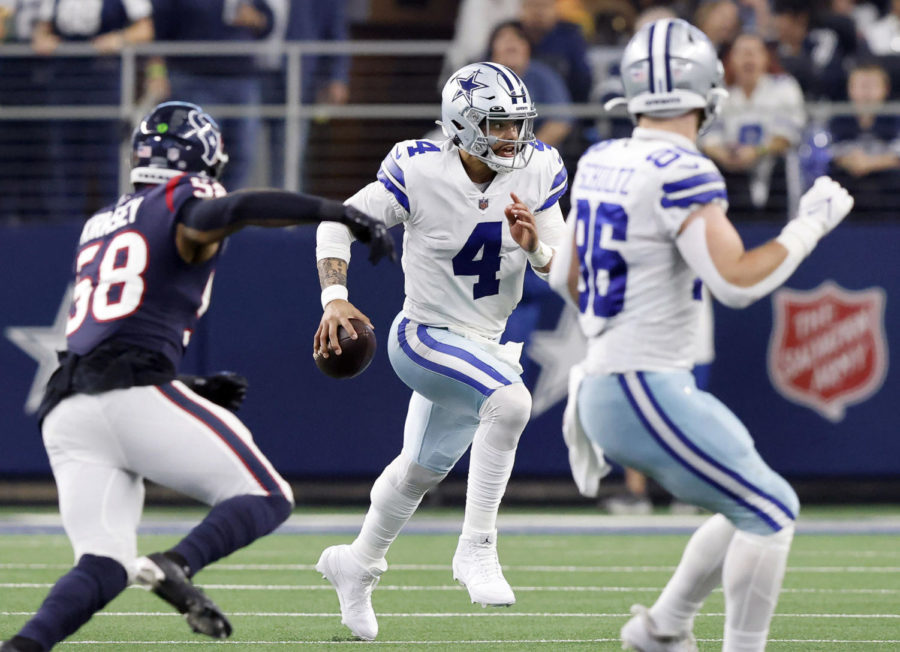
xmin=1 ymin=506 xmax=898 ymax=650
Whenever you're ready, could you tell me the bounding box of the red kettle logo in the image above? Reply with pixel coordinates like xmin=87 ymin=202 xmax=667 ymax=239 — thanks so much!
xmin=768 ymin=282 xmax=888 ymax=422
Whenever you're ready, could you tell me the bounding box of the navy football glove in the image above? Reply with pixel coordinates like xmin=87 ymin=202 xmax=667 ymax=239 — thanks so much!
xmin=179 ymin=372 xmax=248 ymax=411
xmin=341 ymin=205 xmax=397 ymax=265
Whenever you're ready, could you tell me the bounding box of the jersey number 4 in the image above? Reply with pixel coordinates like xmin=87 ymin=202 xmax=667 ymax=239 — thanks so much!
xmin=452 ymin=222 xmax=502 ymax=300
xmin=575 ymin=200 xmax=628 ymax=318
xmin=66 ymin=232 xmax=149 ymax=335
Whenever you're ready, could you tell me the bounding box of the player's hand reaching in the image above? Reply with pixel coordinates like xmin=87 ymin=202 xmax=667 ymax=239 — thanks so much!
xmin=340 ymin=206 xmax=397 ymax=265
xmin=179 ymin=372 xmax=249 ymax=411
xmin=504 ymin=192 xmax=539 ymax=253
xmin=783 ymin=176 xmax=854 ymax=257
xmin=315 ymin=299 xmax=373 ymax=358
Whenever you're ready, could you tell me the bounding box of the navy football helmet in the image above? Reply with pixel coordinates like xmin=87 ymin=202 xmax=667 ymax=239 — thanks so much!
xmin=130 ymin=101 xmax=229 ymax=185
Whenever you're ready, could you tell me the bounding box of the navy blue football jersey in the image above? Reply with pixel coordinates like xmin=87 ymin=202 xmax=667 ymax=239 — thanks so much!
xmin=65 ymin=173 xmax=226 ymax=367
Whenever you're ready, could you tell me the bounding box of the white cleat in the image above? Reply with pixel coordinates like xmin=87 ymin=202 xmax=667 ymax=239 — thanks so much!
xmin=316 ymin=545 xmax=386 ymax=641
xmin=621 ymin=604 xmax=698 ymax=652
xmin=451 ymin=530 xmax=515 ymax=607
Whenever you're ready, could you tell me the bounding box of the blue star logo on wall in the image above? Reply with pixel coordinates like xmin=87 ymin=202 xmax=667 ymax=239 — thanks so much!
xmin=452 ymin=70 xmax=488 ymax=106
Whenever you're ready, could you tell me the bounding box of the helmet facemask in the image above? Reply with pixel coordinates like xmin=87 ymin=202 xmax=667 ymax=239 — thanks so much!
xmin=464 ymin=109 xmax=537 ymax=173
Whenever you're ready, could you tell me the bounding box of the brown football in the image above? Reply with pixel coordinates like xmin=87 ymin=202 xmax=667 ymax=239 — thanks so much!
xmin=314 ymin=318 xmax=377 ymax=379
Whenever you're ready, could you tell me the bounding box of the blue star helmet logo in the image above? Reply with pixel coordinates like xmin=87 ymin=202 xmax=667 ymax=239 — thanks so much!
xmin=452 ymin=70 xmax=489 ymax=106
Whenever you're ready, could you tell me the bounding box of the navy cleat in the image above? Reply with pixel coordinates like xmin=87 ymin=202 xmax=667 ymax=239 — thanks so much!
xmin=134 ymin=552 xmax=232 ymax=639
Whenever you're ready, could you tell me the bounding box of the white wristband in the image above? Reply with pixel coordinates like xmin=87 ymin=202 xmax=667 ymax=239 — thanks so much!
xmin=526 ymin=240 xmax=553 ymax=269
xmin=777 ymin=217 xmax=823 ymax=259
xmin=320 ymin=285 xmax=348 ymax=309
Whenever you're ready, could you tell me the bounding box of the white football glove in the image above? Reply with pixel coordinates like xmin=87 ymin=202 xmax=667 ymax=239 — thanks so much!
xmin=777 ymin=176 xmax=854 ymax=258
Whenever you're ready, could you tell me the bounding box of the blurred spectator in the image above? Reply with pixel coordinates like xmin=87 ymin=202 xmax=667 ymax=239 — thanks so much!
xmin=587 ymin=1 xmax=638 ymax=45
xmin=694 ymin=0 xmax=740 ymax=56
xmin=701 ymin=32 xmax=806 ymax=216
xmin=735 ymin=0 xmax=774 ymax=38
xmin=488 ymin=20 xmax=573 ymax=147
xmin=519 ymin=0 xmax=593 ymax=104
xmin=827 ymin=62 xmax=900 ymax=214
xmin=440 ymin=0 xmax=521 ymax=85
xmin=31 ymin=0 xmax=155 ymax=220
xmin=269 ymin=0 xmax=351 ymax=190
xmin=833 ymin=0 xmax=881 ymax=41
xmin=0 ymin=0 xmax=50 ymax=222
xmin=864 ymin=0 xmax=900 ymax=54
xmin=152 ymin=0 xmax=276 ymax=191
xmin=772 ymin=0 xmax=868 ymax=100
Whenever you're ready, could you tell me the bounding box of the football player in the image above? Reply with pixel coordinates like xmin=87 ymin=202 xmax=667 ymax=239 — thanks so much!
xmin=550 ymin=19 xmax=853 ymax=652
xmin=313 ymin=62 xmax=568 ymax=640
xmin=1 ymin=101 xmax=394 ymax=652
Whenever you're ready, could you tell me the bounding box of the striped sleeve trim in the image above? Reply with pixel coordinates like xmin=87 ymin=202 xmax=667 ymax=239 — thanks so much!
xmin=377 ymin=154 xmax=409 ymax=212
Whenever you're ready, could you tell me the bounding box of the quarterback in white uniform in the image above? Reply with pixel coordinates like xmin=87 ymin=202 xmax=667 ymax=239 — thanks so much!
xmin=551 ymin=19 xmax=854 ymax=652
xmin=313 ymin=61 xmax=567 ymax=640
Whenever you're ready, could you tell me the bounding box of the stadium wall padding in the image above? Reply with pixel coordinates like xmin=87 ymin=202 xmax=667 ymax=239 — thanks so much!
xmin=1 ymin=223 xmax=897 ymax=479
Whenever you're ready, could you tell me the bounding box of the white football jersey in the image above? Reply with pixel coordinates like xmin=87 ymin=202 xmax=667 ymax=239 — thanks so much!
xmin=345 ymin=138 xmax=568 ymax=340
xmin=570 ymin=127 xmax=728 ymax=373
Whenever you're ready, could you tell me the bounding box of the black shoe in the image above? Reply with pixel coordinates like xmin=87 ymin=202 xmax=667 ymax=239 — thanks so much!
xmin=134 ymin=552 xmax=232 ymax=638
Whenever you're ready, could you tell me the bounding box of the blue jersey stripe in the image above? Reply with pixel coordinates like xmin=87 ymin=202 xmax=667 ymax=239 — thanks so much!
xmin=660 ymin=188 xmax=727 ymax=208
xmin=550 ymin=166 xmax=568 ymax=192
xmin=538 ymin=182 xmax=568 ymax=211
xmin=396 ymin=319 xmax=496 ymax=396
xmin=692 ymin=278 xmax=703 ymax=301
xmin=377 ymin=168 xmax=410 ymax=212
xmin=158 ymin=384 xmax=284 ymax=497
xmin=662 ymin=172 xmax=724 ymax=193
xmin=382 ymin=154 xmax=407 ymax=188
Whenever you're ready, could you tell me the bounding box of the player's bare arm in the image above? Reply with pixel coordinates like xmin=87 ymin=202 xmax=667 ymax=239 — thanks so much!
xmin=504 ymin=192 xmax=553 ymax=273
xmin=314 ymin=257 xmax=372 ymax=358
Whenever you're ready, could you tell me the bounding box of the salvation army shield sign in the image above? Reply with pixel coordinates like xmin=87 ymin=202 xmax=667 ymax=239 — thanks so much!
xmin=768 ymin=282 xmax=888 ymax=422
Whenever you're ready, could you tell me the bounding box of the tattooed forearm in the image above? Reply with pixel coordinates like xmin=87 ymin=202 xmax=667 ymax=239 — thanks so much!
xmin=317 ymin=257 xmax=348 ymax=290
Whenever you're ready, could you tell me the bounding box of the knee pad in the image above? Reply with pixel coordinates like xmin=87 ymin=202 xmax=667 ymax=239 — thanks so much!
xmin=478 ymin=383 xmax=532 ymax=449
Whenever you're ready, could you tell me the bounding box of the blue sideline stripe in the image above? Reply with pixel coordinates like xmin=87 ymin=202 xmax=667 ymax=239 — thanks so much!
xmin=377 ymin=168 xmax=410 ymax=212
xmin=538 ymin=182 xmax=569 ymax=211
xmin=662 ymin=172 xmax=723 ymax=193
xmin=661 ymin=188 xmax=727 ymax=208
xmin=159 ymin=384 xmax=283 ymax=497
xmin=396 ymin=318 xmax=495 ymax=396
xmin=617 ymin=375 xmax=783 ymax=532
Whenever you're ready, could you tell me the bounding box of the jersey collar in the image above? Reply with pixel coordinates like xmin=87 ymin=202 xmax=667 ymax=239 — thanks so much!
xmin=632 ymin=127 xmax=699 ymax=153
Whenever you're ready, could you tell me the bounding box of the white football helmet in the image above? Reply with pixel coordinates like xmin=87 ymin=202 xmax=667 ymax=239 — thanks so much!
xmin=605 ymin=18 xmax=728 ymax=134
xmin=438 ymin=61 xmax=537 ymax=173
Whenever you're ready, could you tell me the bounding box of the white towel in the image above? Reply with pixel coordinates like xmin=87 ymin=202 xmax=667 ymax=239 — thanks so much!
xmin=562 ymin=363 xmax=611 ymax=498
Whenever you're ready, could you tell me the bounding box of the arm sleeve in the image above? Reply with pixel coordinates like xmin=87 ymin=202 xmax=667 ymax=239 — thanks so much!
xmin=675 ymin=217 xmax=803 ymax=309
xmin=179 ymin=187 xmax=345 ymax=231
xmin=548 ymin=211 xmax=578 ymax=308
xmin=531 ymin=201 xmax=566 ymax=281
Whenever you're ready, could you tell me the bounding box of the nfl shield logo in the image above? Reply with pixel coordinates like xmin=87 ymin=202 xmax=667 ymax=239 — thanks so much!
xmin=478 ymin=197 xmax=489 ymax=210
xmin=767 ymin=282 xmax=888 ymax=422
